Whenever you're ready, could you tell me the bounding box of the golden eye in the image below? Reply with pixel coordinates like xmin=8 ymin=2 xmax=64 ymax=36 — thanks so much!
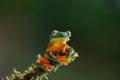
xmin=52 ymin=30 xmax=58 ymax=36
xmin=66 ymin=31 xmax=71 ymax=37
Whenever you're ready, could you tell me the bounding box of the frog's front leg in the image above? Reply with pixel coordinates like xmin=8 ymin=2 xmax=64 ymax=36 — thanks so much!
xmin=56 ymin=46 xmax=76 ymax=65
xmin=62 ymin=45 xmax=67 ymax=53
xmin=55 ymin=46 xmax=70 ymax=65
xmin=58 ymin=44 xmax=69 ymax=53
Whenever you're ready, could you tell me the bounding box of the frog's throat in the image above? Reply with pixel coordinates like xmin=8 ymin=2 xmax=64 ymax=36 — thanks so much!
xmin=47 ymin=38 xmax=69 ymax=53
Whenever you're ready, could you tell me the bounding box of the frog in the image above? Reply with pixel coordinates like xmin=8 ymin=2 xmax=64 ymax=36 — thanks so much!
xmin=37 ymin=30 xmax=79 ymax=71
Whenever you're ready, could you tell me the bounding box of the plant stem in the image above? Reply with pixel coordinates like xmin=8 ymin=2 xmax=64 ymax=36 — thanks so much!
xmin=3 ymin=47 xmax=78 ymax=80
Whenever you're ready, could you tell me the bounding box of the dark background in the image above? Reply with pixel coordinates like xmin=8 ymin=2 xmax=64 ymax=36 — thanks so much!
xmin=0 ymin=0 xmax=120 ymax=80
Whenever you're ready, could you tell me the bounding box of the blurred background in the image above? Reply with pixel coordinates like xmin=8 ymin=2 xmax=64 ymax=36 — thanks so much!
xmin=0 ymin=0 xmax=120 ymax=80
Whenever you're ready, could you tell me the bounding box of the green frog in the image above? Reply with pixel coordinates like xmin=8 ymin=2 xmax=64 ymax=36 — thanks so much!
xmin=37 ymin=30 xmax=79 ymax=71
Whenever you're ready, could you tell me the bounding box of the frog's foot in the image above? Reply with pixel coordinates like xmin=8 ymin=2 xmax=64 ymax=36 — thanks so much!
xmin=56 ymin=56 xmax=69 ymax=66
xmin=37 ymin=56 xmax=49 ymax=65
xmin=42 ymin=64 xmax=54 ymax=71
xmin=37 ymin=56 xmax=54 ymax=71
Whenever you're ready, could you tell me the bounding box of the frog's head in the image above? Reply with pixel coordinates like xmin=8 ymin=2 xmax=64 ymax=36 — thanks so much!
xmin=49 ymin=30 xmax=71 ymax=43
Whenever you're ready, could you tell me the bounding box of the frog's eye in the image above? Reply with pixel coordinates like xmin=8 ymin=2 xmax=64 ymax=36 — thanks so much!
xmin=66 ymin=31 xmax=71 ymax=37
xmin=52 ymin=30 xmax=58 ymax=36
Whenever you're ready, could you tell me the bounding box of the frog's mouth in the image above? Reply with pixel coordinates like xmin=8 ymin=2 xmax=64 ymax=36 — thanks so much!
xmin=51 ymin=38 xmax=70 ymax=43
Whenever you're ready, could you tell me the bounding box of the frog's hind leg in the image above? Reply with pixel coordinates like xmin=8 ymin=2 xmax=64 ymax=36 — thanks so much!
xmin=37 ymin=56 xmax=54 ymax=71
